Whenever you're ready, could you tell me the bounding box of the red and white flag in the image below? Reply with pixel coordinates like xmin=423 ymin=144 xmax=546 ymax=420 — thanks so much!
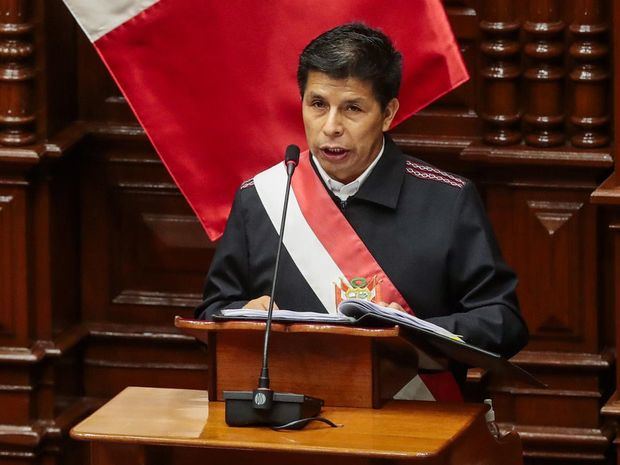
xmin=62 ymin=0 xmax=468 ymax=240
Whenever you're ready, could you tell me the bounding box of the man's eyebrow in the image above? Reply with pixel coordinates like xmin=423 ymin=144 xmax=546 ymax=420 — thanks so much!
xmin=342 ymin=97 xmax=365 ymax=105
xmin=306 ymin=91 xmax=325 ymax=99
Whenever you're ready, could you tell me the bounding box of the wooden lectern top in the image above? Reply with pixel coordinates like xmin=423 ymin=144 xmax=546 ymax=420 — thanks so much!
xmin=174 ymin=316 xmax=402 ymax=340
xmin=71 ymin=386 xmax=521 ymax=463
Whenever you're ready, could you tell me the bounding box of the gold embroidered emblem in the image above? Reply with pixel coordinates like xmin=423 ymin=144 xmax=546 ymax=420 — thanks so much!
xmin=335 ymin=276 xmax=382 ymax=306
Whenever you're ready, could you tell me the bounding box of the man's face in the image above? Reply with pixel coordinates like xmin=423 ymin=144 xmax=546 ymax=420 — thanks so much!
xmin=302 ymin=71 xmax=399 ymax=184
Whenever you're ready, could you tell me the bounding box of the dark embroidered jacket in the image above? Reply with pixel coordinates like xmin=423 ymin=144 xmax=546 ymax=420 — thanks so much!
xmin=196 ymin=136 xmax=528 ymax=360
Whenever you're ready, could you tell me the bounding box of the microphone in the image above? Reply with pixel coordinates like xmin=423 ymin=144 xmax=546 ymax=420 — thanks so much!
xmin=223 ymin=145 xmax=324 ymax=429
xmin=285 ymin=143 xmax=300 ymax=175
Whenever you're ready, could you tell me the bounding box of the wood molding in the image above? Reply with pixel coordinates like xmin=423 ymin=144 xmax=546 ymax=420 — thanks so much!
xmin=591 ymin=173 xmax=620 ymax=205
xmin=512 ymin=424 xmax=611 ymax=462
xmin=0 ymin=324 xmax=87 ymax=363
xmin=0 ymin=397 xmax=101 ymax=447
xmin=601 ymin=390 xmax=620 ymax=417
xmin=462 ymin=141 xmax=613 ymax=167
xmin=512 ymin=349 xmax=613 ymax=370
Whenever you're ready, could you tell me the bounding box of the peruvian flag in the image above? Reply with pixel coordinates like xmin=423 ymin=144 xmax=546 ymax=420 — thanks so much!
xmin=62 ymin=0 xmax=468 ymax=240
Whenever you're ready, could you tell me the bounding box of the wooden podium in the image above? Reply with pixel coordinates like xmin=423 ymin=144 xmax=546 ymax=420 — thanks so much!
xmin=174 ymin=317 xmax=438 ymax=408
xmin=69 ymin=318 xmax=524 ymax=465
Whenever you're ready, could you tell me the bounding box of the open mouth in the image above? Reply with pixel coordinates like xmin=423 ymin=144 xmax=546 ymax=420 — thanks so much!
xmin=320 ymin=147 xmax=349 ymax=160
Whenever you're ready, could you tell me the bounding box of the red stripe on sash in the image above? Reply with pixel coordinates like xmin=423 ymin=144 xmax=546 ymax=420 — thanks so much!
xmin=291 ymin=151 xmax=463 ymax=402
xmin=292 ymin=151 xmax=412 ymax=313
xmin=419 ymin=372 xmax=463 ymax=402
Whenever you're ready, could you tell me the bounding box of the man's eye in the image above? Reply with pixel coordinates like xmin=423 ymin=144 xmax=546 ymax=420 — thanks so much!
xmin=347 ymin=105 xmax=362 ymax=112
xmin=311 ymin=100 xmax=326 ymax=109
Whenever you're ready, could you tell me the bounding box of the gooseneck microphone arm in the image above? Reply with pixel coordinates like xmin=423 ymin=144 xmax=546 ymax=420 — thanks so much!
xmin=223 ymin=144 xmax=324 ymax=429
xmin=257 ymin=145 xmax=300 ymax=392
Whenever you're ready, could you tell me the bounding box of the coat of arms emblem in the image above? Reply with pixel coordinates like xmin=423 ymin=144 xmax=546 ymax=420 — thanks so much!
xmin=334 ymin=276 xmax=382 ymax=306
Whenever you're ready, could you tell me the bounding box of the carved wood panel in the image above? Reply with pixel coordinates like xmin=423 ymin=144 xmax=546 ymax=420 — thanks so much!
xmin=0 ymin=187 xmax=28 ymax=346
xmin=486 ymin=185 xmax=597 ymax=353
xmin=83 ymin=329 xmax=208 ymax=399
xmin=80 ymin=135 xmax=215 ymax=326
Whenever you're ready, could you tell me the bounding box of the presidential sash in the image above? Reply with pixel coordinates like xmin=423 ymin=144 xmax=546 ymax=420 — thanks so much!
xmin=253 ymin=151 xmax=462 ymax=402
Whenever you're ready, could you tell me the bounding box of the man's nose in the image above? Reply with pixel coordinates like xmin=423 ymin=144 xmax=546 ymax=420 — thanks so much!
xmin=322 ymin=109 xmax=344 ymax=137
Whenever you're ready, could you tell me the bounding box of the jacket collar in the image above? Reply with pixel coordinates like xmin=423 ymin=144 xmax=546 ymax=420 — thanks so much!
xmin=309 ymin=134 xmax=405 ymax=210
xmin=353 ymin=135 xmax=404 ymax=210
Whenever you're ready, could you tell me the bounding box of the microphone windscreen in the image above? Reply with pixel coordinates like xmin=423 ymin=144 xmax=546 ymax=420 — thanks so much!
xmin=285 ymin=144 xmax=300 ymax=166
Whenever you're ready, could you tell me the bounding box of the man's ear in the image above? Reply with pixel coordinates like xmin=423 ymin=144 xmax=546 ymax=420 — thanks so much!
xmin=382 ymin=98 xmax=400 ymax=131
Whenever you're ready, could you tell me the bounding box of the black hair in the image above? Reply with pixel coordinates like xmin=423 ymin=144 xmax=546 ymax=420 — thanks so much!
xmin=297 ymin=22 xmax=402 ymax=109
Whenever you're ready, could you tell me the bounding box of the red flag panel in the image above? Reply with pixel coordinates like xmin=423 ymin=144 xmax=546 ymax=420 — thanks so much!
xmin=93 ymin=0 xmax=468 ymax=240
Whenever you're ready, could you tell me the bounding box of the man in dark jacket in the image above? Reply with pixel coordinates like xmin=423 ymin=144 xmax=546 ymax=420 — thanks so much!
xmin=196 ymin=23 xmax=528 ymax=363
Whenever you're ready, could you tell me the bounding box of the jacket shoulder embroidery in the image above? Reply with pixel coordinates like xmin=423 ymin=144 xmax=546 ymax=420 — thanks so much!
xmin=405 ymin=160 xmax=465 ymax=189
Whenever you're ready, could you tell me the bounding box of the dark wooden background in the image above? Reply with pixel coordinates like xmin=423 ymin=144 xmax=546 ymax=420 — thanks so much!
xmin=0 ymin=0 xmax=618 ymax=463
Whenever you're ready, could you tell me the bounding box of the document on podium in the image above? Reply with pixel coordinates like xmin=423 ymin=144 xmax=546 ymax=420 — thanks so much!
xmin=219 ymin=308 xmax=353 ymax=323
xmin=217 ymin=299 xmax=545 ymax=388
xmin=219 ymin=298 xmax=463 ymax=341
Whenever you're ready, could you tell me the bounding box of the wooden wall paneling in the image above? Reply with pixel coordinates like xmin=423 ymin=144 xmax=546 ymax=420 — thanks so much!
xmin=28 ymin=157 xmax=82 ymax=343
xmin=479 ymin=170 xmax=612 ymax=465
xmin=487 ymin=181 xmax=598 ymax=353
xmin=600 ymin=218 xmax=620 ymax=464
xmin=592 ymin=0 xmax=620 ymax=462
xmin=80 ymin=132 xmax=215 ymax=327
xmin=0 ymin=182 xmax=28 ymax=347
xmin=83 ymin=324 xmax=208 ymax=399
xmin=0 ymin=2 xmax=90 ymax=465
xmin=78 ymin=131 xmax=211 ymax=406
xmin=0 ymin=157 xmax=90 ymax=465
xmin=76 ymin=34 xmax=137 ymax=125
xmin=47 ymin=157 xmax=81 ymax=337
xmin=41 ymin=0 xmax=78 ymax=137
xmin=453 ymin=1 xmax=615 ymax=463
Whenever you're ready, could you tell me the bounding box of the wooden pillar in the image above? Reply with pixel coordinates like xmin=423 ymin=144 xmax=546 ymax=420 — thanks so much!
xmin=0 ymin=0 xmax=36 ymax=146
xmin=479 ymin=0 xmax=522 ymax=146
xmin=523 ymin=0 xmax=565 ymax=147
xmin=569 ymin=0 xmax=610 ymax=148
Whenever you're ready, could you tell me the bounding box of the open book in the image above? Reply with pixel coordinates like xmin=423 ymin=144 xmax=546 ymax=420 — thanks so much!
xmin=218 ymin=298 xmax=464 ymax=343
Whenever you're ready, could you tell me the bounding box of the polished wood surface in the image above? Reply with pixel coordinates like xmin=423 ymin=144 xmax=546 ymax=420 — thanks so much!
xmin=71 ymin=387 xmax=523 ymax=464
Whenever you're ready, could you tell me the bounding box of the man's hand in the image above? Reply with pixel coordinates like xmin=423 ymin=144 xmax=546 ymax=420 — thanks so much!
xmin=243 ymin=295 xmax=278 ymax=310
xmin=378 ymin=301 xmax=405 ymax=312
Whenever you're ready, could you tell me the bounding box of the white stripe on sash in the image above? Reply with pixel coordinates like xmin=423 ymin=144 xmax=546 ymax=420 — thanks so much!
xmin=254 ymin=162 xmax=446 ymax=403
xmin=253 ymin=163 xmax=345 ymax=314
xmin=393 ymin=376 xmax=435 ymax=401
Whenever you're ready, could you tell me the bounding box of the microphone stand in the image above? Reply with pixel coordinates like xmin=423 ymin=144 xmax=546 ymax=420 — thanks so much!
xmin=223 ymin=147 xmax=324 ymax=428
xmin=255 ymin=157 xmax=295 ymax=407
